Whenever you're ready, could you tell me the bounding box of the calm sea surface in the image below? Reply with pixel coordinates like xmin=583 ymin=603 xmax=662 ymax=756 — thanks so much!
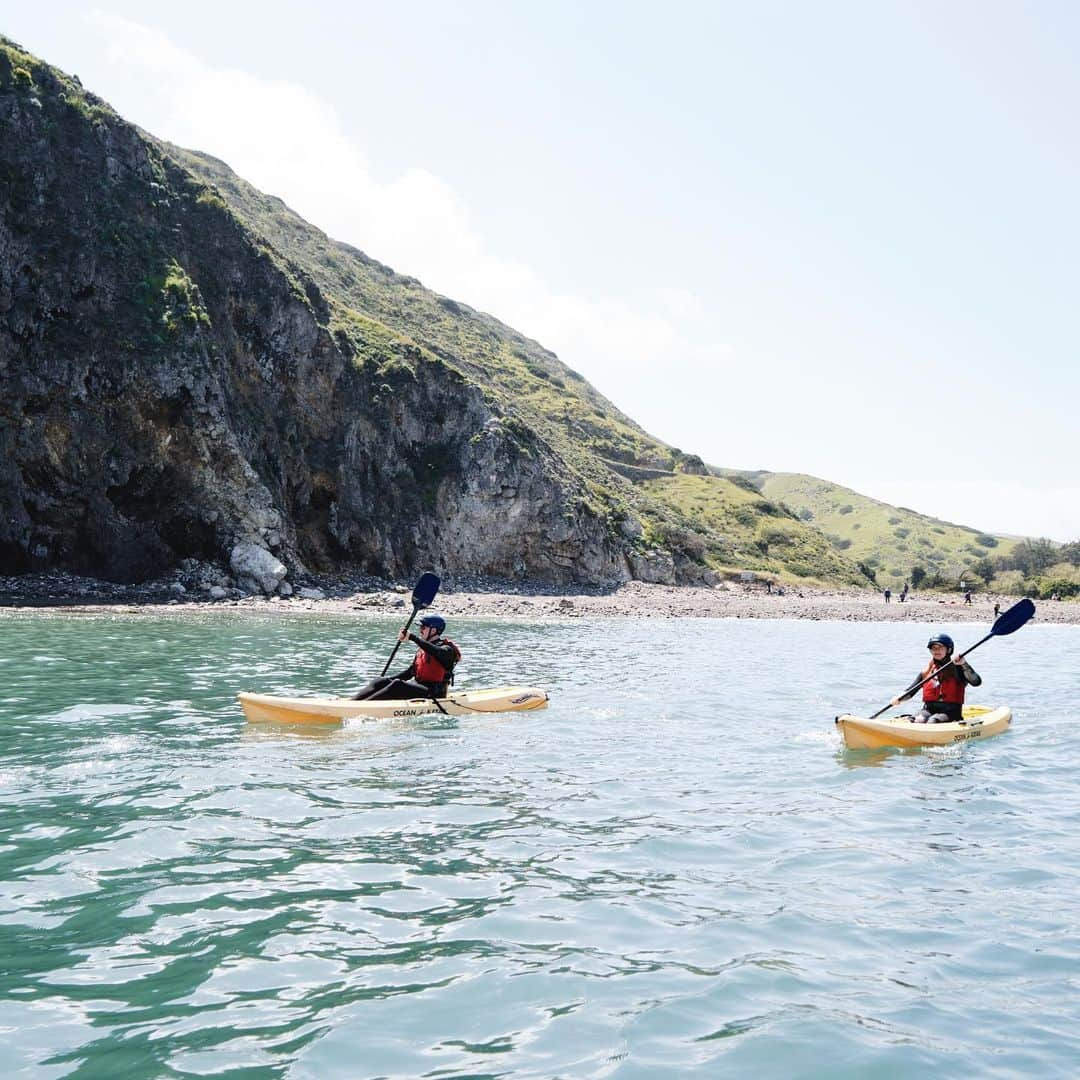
xmin=1 ymin=612 xmax=1078 ymax=1079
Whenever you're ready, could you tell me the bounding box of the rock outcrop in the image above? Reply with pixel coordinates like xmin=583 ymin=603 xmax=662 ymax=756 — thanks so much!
xmin=0 ymin=39 xmax=646 ymax=588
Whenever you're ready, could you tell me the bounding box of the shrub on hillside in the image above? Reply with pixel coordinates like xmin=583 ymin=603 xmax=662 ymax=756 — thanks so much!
xmin=992 ymin=569 xmax=1027 ymax=594
xmin=1037 ymin=578 xmax=1080 ymax=599
xmin=1005 ymin=538 xmax=1058 ymax=576
xmin=757 ymin=523 xmax=796 ymax=549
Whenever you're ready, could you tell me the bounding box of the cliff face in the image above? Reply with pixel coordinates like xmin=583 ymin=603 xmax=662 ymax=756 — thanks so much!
xmin=0 ymin=38 xmax=871 ymax=591
xmin=0 ymin=40 xmax=644 ymax=586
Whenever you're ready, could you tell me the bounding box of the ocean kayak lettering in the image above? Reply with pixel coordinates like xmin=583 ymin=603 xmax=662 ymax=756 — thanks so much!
xmin=952 ymin=726 xmax=984 ymax=742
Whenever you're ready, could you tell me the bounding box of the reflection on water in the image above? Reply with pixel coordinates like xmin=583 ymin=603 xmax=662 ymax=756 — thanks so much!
xmin=1 ymin=612 xmax=1078 ymax=1077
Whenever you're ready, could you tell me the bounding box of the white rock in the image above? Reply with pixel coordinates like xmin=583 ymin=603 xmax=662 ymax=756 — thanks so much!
xmin=208 ymin=586 xmax=228 ymax=600
xmin=229 ymin=541 xmax=287 ymax=596
xmin=297 ymin=587 xmax=325 ymax=600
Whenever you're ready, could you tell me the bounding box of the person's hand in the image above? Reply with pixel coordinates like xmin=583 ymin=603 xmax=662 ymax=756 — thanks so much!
xmin=890 ymin=696 xmax=901 ymax=707
xmin=398 ymin=629 xmax=409 ymax=643
xmin=953 ymin=654 xmax=965 ymax=666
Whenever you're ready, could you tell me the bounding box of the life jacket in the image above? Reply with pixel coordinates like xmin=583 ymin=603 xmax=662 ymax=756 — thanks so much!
xmin=414 ymin=637 xmax=461 ymax=686
xmin=921 ymin=660 xmax=966 ymax=705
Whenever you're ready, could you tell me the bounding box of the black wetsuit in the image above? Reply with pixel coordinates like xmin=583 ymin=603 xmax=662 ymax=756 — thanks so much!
xmin=352 ymin=634 xmax=458 ymax=701
xmin=897 ymin=660 xmax=982 ymax=723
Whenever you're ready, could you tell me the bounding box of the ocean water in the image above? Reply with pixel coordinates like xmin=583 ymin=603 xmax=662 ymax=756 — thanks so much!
xmin=1 ymin=611 xmax=1078 ymax=1079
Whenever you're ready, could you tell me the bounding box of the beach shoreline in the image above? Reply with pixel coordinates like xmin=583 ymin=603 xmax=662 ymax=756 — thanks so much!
xmin=2 ymin=572 xmax=1077 ymax=624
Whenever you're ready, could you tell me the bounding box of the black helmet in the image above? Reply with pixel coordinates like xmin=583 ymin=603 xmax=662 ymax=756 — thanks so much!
xmin=927 ymin=633 xmax=954 ymax=652
xmin=419 ymin=613 xmax=446 ymax=635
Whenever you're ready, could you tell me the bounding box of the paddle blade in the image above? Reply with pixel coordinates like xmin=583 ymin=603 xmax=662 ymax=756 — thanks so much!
xmin=412 ymin=572 xmax=441 ymax=609
xmin=990 ymin=598 xmax=1036 ymax=637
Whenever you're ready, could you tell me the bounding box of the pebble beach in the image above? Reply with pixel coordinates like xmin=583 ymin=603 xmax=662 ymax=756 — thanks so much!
xmin=2 ymin=572 xmax=1076 ymax=624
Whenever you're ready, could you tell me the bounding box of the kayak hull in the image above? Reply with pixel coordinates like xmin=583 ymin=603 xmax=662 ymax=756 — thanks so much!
xmin=238 ymin=686 xmax=549 ymax=725
xmin=836 ymin=704 xmax=1011 ymax=750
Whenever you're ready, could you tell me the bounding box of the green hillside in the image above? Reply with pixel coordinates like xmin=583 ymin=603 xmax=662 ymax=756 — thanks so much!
xmin=723 ymin=471 xmax=1018 ymax=589
xmin=642 ymin=473 xmax=870 ymax=586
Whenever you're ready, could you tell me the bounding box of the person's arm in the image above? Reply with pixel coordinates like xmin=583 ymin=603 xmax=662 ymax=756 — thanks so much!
xmin=954 ymin=656 xmax=981 ymax=686
xmin=408 ymin=634 xmax=456 ymax=670
xmin=892 ymin=671 xmax=925 ymax=706
xmin=392 ymin=658 xmax=416 ymax=681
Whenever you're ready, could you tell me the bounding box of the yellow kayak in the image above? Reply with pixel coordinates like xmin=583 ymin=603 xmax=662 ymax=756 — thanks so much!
xmin=835 ymin=704 xmax=1012 ymax=750
xmin=238 ymin=686 xmax=549 ymax=725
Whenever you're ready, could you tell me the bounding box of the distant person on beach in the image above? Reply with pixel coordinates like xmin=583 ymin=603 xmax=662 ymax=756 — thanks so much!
xmin=884 ymin=588 xmax=891 ymax=603
xmin=352 ymin=614 xmax=461 ymax=700
xmin=964 ymin=590 xmax=972 ymax=605
xmin=889 ymin=633 xmax=982 ymax=723
xmin=900 ymin=583 xmax=909 ymax=602
xmin=994 ymin=602 xmax=1001 ymax=618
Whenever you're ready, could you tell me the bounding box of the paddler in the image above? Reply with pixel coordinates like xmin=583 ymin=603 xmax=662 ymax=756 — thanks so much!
xmin=352 ymin=614 xmax=461 ymax=701
xmin=889 ymin=632 xmax=982 ymax=723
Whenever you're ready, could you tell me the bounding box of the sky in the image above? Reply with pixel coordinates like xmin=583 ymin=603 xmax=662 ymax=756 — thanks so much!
xmin=5 ymin=2 xmax=1078 ymax=539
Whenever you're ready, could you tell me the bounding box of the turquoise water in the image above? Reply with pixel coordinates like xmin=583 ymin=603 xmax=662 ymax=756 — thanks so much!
xmin=1 ymin=612 xmax=1078 ymax=1078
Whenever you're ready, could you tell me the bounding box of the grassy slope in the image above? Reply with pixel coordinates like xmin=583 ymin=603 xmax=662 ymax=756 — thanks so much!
xmin=643 ymin=474 xmax=869 ymax=586
xmin=730 ymin=471 xmax=1018 ymax=588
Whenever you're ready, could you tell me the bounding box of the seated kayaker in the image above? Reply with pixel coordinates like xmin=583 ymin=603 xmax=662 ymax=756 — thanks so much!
xmin=890 ymin=632 xmax=981 ymax=723
xmin=352 ymin=614 xmax=461 ymax=701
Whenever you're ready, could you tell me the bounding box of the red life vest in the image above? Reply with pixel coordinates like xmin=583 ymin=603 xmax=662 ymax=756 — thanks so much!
xmin=414 ymin=637 xmax=461 ymax=685
xmin=921 ymin=661 xmax=966 ymax=705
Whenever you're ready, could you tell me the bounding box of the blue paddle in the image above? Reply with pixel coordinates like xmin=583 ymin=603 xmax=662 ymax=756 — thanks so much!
xmin=379 ymin=572 xmax=441 ymax=677
xmin=868 ymin=597 xmax=1036 ymax=719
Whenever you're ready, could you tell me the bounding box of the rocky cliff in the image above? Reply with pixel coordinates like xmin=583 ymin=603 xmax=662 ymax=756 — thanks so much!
xmin=0 ymin=37 xmax=869 ymax=592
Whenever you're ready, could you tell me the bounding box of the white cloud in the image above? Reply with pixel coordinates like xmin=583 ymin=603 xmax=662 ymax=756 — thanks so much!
xmin=87 ymin=12 xmax=717 ymax=409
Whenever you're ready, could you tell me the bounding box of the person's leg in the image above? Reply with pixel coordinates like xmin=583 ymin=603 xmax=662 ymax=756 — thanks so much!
xmin=365 ymin=678 xmax=432 ymax=701
xmin=353 ymin=677 xmax=394 ymax=700
xmin=927 ymin=704 xmax=962 ymax=723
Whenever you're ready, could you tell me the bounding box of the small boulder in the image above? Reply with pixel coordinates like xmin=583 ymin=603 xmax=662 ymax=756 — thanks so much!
xmin=229 ymin=541 xmax=287 ymax=596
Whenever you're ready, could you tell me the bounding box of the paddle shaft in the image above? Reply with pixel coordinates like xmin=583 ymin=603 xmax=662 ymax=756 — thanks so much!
xmin=380 ymin=605 xmax=421 ymax=678
xmin=377 ymin=572 xmax=441 ymax=679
